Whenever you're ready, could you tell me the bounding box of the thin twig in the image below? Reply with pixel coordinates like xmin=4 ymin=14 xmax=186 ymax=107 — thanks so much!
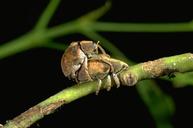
xmin=34 ymin=0 xmax=61 ymax=30
xmin=3 ymin=53 xmax=193 ymax=128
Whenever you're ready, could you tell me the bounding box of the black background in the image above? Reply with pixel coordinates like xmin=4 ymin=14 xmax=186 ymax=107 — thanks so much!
xmin=0 ymin=0 xmax=193 ymax=128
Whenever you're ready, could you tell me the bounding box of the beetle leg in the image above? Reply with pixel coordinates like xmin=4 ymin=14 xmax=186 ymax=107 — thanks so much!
xmin=112 ymin=73 xmax=120 ymax=88
xmin=96 ymin=41 xmax=107 ymax=55
xmin=111 ymin=64 xmax=129 ymax=88
xmin=99 ymin=60 xmax=121 ymax=88
xmin=95 ymin=76 xmax=112 ymax=94
xmin=95 ymin=79 xmax=102 ymax=95
xmin=117 ymin=64 xmax=128 ymax=75
xmin=111 ymin=64 xmax=128 ymax=88
xmin=77 ymin=57 xmax=92 ymax=83
xmin=106 ymin=75 xmax=112 ymax=91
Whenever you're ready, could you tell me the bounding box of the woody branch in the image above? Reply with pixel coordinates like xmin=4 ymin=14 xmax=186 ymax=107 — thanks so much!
xmin=2 ymin=53 xmax=193 ymax=128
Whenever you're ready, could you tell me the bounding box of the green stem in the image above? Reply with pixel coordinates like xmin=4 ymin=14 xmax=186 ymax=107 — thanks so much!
xmin=76 ymin=1 xmax=111 ymax=22
xmin=0 ymin=32 xmax=36 ymax=59
xmin=1 ymin=0 xmax=193 ymax=59
xmin=137 ymin=80 xmax=174 ymax=128
xmin=45 ymin=21 xmax=79 ymax=38
xmin=120 ymin=53 xmax=193 ymax=84
xmin=0 ymin=22 xmax=77 ymax=59
xmin=91 ymin=21 xmax=193 ymax=32
xmin=42 ymin=41 xmax=67 ymax=51
xmin=35 ymin=0 xmax=61 ymax=30
xmin=1 ymin=19 xmax=193 ymax=59
xmin=43 ymin=20 xmax=193 ymax=40
xmin=3 ymin=53 xmax=193 ymax=128
xmin=3 ymin=81 xmax=99 ymax=128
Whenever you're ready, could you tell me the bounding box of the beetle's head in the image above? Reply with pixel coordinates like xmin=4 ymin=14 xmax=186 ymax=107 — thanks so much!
xmin=79 ymin=40 xmax=106 ymax=58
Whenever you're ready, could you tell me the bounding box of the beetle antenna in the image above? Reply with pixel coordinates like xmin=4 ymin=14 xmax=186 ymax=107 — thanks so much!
xmin=96 ymin=41 xmax=107 ymax=54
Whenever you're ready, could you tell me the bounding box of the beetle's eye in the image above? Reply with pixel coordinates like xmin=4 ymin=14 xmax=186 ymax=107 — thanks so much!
xmin=93 ymin=47 xmax=98 ymax=53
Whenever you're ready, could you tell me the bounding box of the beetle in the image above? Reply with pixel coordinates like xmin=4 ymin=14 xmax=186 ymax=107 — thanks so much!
xmin=61 ymin=40 xmax=128 ymax=94
xmin=61 ymin=40 xmax=105 ymax=81
xmin=85 ymin=54 xmax=128 ymax=94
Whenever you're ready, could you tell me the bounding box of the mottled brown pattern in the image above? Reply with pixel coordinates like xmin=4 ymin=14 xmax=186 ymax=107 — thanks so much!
xmin=5 ymin=100 xmax=65 ymax=128
xmin=142 ymin=59 xmax=166 ymax=77
xmin=142 ymin=58 xmax=178 ymax=78
xmin=119 ymin=71 xmax=137 ymax=86
xmin=61 ymin=42 xmax=85 ymax=77
xmin=88 ymin=60 xmax=110 ymax=80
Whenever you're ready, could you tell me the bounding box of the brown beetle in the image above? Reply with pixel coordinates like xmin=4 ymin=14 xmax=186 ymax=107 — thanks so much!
xmin=61 ymin=40 xmax=106 ymax=81
xmin=61 ymin=40 xmax=128 ymax=94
